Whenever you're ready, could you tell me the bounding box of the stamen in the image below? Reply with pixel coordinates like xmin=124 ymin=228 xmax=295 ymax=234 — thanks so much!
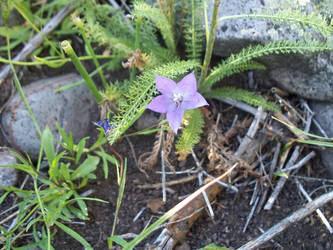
xmin=173 ymin=92 xmax=183 ymax=108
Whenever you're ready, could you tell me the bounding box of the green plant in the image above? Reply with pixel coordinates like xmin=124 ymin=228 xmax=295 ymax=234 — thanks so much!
xmin=0 ymin=125 xmax=118 ymax=249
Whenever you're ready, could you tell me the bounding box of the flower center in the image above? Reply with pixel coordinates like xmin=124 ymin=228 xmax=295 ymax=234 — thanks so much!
xmin=173 ymin=92 xmax=183 ymax=108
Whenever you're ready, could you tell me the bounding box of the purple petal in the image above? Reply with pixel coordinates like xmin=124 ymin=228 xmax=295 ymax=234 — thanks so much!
xmin=166 ymin=107 xmax=184 ymax=134
xmin=147 ymin=95 xmax=170 ymax=113
xmin=182 ymin=92 xmax=208 ymax=110
xmin=155 ymin=75 xmax=176 ymax=96
xmin=176 ymin=72 xmax=197 ymax=98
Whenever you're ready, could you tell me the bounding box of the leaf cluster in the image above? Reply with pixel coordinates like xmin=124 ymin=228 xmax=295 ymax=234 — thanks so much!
xmin=0 ymin=125 xmax=118 ymax=249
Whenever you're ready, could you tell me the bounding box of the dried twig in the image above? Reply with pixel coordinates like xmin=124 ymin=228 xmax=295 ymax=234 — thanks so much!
xmin=161 ymin=149 xmax=167 ymax=203
xmin=257 ymin=142 xmax=281 ymax=213
xmin=217 ymin=98 xmax=267 ymax=121
xmin=276 ymin=151 xmax=316 ymax=174
xmin=243 ymin=196 xmax=259 ymax=233
xmin=264 ymin=112 xmax=312 ymax=210
xmin=264 ymin=145 xmax=301 ymax=210
xmin=137 ymin=175 xmax=197 ymax=189
xmin=296 ymin=179 xmax=333 ymax=234
xmin=238 ymin=189 xmax=333 ymax=250
xmin=0 ymin=4 xmax=74 ymax=84
xmin=234 ymin=107 xmax=264 ymax=158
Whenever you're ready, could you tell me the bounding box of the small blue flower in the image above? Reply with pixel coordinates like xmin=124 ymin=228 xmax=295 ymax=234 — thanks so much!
xmin=95 ymin=118 xmax=112 ymax=136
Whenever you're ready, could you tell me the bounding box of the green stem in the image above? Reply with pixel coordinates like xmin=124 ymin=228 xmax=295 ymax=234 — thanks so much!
xmin=74 ymin=17 xmax=108 ymax=88
xmin=34 ymin=143 xmax=51 ymax=250
xmin=130 ymin=16 xmax=143 ymax=83
xmin=61 ymin=40 xmax=102 ymax=103
xmin=0 ymin=55 xmax=115 ymax=66
xmin=198 ymin=0 xmax=220 ymax=91
xmin=5 ymin=15 xmax=42 ymax=137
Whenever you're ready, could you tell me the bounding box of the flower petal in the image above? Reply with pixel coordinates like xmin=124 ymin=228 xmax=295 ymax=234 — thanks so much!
xmin=176 ymin=72 xmax=197 ymax=98
xmin=155 ymin=75 xmax=176 ymax=96
xmin=182 ymin=92 xmax=208 ymax=110
xmin=167 ymin=107 xmax=184 ymax=134
xmin=147 ymin=95 xmax=170 ymax=113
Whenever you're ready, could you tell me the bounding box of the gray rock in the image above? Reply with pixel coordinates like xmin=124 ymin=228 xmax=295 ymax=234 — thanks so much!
xmin=0 ymin=151 xmax=17 ymax=188
xmin=209 ymin=0 xmax=333 ymax=101
xmin=1 ymin=73 xmax=99 ymax=160
xmin=310 ymin=101 xmax=333 ymax=177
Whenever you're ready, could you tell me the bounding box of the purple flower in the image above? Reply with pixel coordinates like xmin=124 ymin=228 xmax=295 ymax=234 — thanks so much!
xmin=147 ymin=72 xmax=208 ymax=133
xmin=95 ymin=118 xmax=112 ymax=136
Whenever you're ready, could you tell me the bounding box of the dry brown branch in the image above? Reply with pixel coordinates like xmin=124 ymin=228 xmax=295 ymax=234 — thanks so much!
xmin=0 ymin=4 xmax=74 ymax=84
xmin=238 ymin=189 xmax=333 ymax=250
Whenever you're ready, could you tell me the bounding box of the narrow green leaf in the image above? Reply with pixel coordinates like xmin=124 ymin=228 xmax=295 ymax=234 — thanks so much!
xmin=108 ymin=236 xmax=128 ymax=248
xmin=0 ymin=192 xmax=9 ymax=205
xmin=54 ymin=221 xmax=93 ymax=249
xmin=75 ymin=137 xmax=88 ymax=165
xmin=41 ymin=126 xmax=55 ymax=168
xmin=73 ymin=191 xmax=88 ymax=217
xmin=71 ymin=155 xmax=99 ymax=180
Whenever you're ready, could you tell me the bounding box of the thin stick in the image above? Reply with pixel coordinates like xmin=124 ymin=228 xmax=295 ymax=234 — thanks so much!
xmin=235 ymin=106 xmax=264 ymax=157
xmin=257 ymin=227 xmax=284 ymax=249
xmin=238 ymin=189 xmax=333 ymax=250
xmin=296 ymin=179 xmax=333 ymax=234
xmin=198 ymin=172 xmax=214 ymax=218
xmin=243 ymin=196 xmax=259 ymax=233
xmin=0 ymin=4 xmax=73 ymax=84
xmin=257 ymin=142 xmax=281 ymax=213
xmin=292 ymin=175 xmax=333 ymax=184
xmin=217 ymin=98 xmax=267 ymax=122
xmin=137 ymin=175 xmax=197 ymax=189
xmin=276 ymin=151 xmax=316 ymax=173
xmin=191 ymin=149 xmax=214 ymax=218
xmin=264 ymin=145 xmax=300 ymax=210
xmin=161 ymin=149 xmax=167 ymax=203
xmin=201 ymin=171 xmax=238 ymax=192
xmin=300 ymin=99 xmax=329 ymax=138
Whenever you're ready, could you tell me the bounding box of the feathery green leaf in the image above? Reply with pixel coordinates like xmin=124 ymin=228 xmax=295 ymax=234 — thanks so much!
xmin=176 ymin=109 xmax=205 ymax=159
xmin=204 ymin=40 xmax=333 ymax=91
xmin=205 ymin=87 xmax=281 ymax=113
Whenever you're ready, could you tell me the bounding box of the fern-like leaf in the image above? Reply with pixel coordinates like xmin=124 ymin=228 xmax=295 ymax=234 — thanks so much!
xmin=133 ymin=1 xmax=176 ymax=54
xmin=205 ymin=87 xmax=281 ymax=113
xmin=107 ymin=60 xmax=199 ymax=145
xmin=176 ymin=109 xmax=205 ymax=160
xmin=219 ymin=9 xmax=333 ymax=38
xmin=183 ymin=0 xmax=204 ymax=61
xmin=204 ymin=40 xmax=333 ymax=91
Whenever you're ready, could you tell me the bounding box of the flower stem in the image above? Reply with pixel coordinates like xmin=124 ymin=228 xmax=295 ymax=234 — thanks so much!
xmin=73 ymin=17 xmax=108 ymax=89
xmin=61 ymin=40 xmax=102 ymax=103
xmin=198 ymin=0 xmax=221 ymax=92
xmin=130 ymin=16 xmax=143 ymax=83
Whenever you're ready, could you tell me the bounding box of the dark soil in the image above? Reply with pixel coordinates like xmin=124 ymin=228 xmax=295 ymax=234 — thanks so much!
xmin=50 ymin=127 xmax=333 ymax=250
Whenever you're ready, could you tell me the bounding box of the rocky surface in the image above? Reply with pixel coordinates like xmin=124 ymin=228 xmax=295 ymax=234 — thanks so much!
xmin=0 ymin=151 xmax=17 ymax=189
xmin=208 ymin=0 xmax=333 ymax=101
xmin=1 ymin=73 xmax=99 ymax=160
xmin=310 ymin=101 xmax=333 ymax=177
